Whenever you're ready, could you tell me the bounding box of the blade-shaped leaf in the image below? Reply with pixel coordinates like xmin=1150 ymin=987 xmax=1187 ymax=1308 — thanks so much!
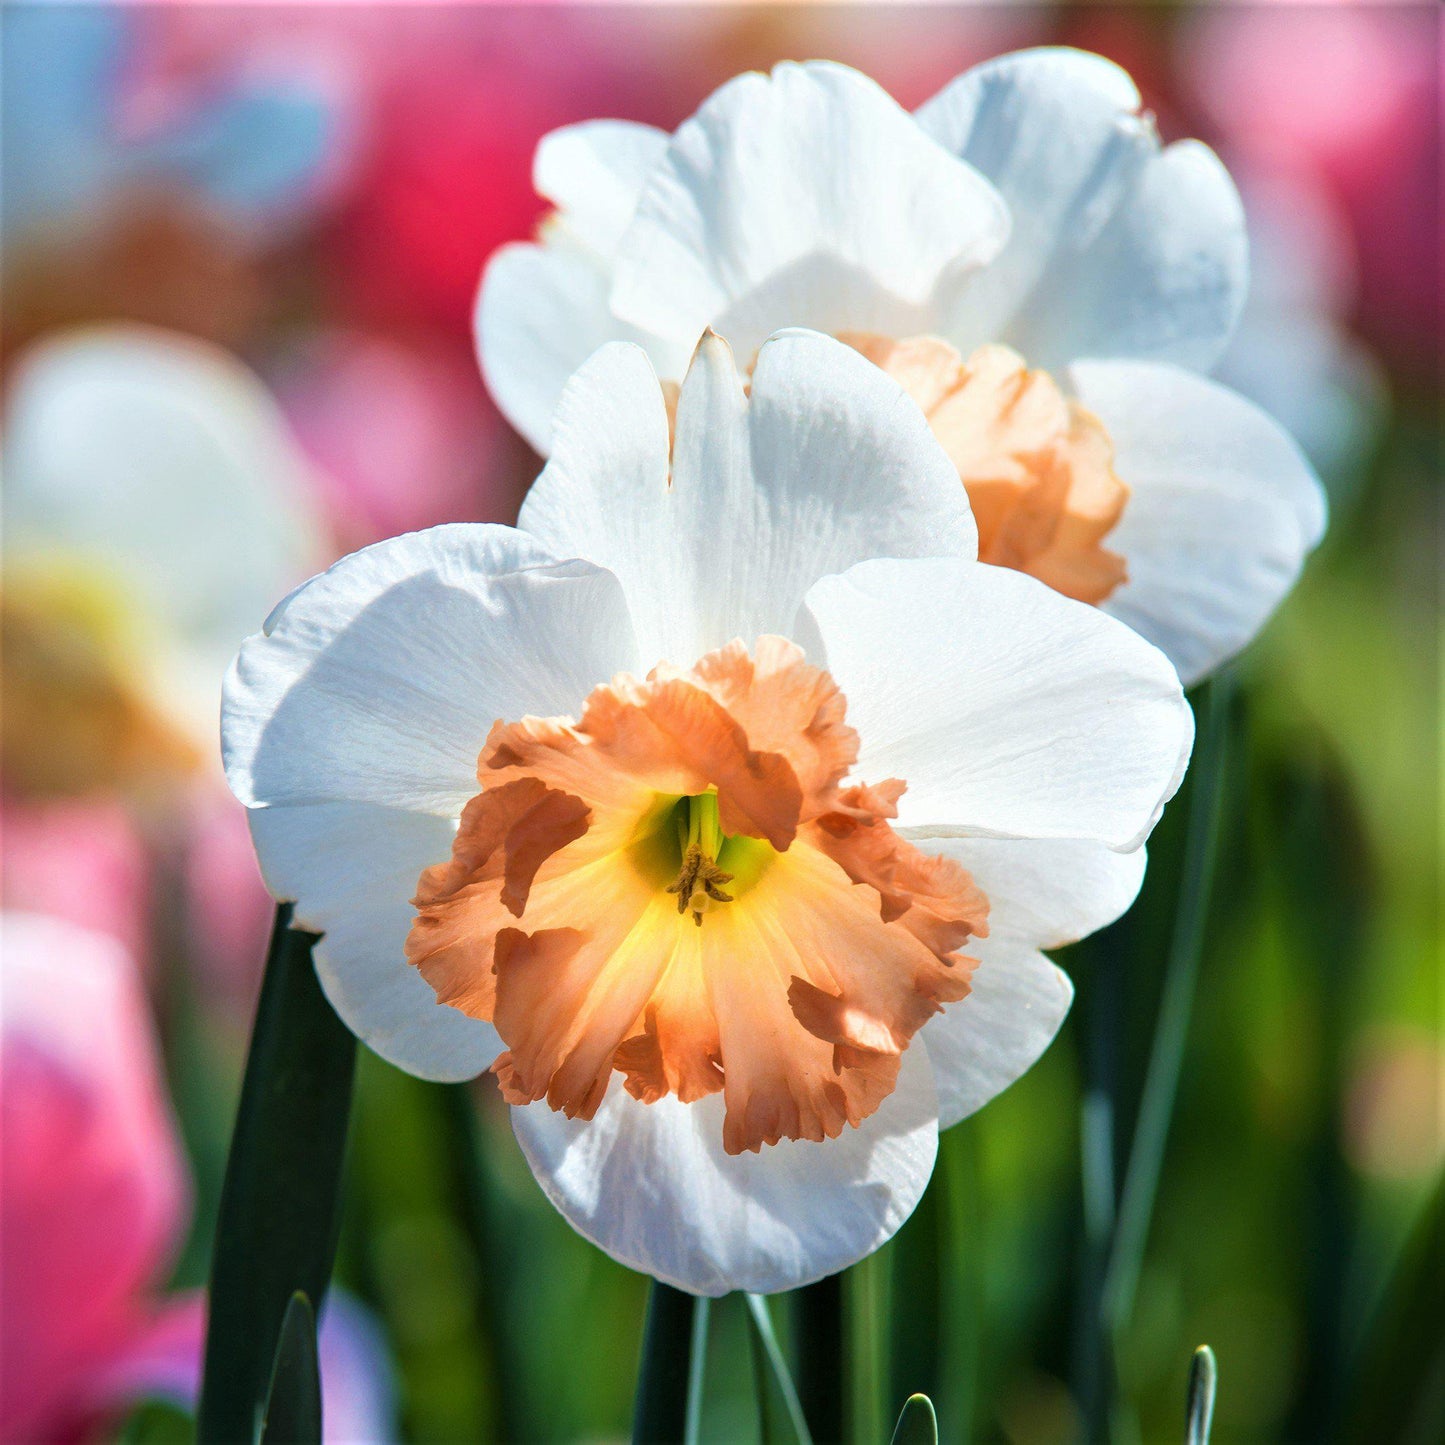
xmin=259 ymin=1292 xmax=321 ymax=1445
xmin=889 ymin=1393 xmax=938 ymax=1445
xmin=793 ymin=1275 xmax=844 ymax=1444
xmin=633 ymin=1282 xmax=703 ymax=1445
xmin=1185 ymin=1346 xmax=1217 ymax=1445
xmin=198 ymin=906 xmax=356 ymax=1444
xmin=1337 ymin=1174 xmax=1445 ymax=1443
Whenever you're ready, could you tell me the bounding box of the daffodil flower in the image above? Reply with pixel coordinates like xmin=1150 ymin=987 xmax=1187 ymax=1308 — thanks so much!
xmin=477 ymin=48 xmax=1327 ymax=685
xmin=224 ymin=329 xmax=1192 ymax=1294
xmin=2 ymin=326 xmax=323 ymax=796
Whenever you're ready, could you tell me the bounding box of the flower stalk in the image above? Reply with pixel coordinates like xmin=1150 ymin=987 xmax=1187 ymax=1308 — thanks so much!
xmin=197 ymin=906 xmax=355 ymax=1445
xmin=632 ymin=1282 xmax=704 ymax=1445
xmin=1103 ymin=673 xmax=1234 ymax=1338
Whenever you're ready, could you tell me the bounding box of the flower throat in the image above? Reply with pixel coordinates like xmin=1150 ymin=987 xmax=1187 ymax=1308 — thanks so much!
xmin=666 ymin=791 xmax=735 ymax=925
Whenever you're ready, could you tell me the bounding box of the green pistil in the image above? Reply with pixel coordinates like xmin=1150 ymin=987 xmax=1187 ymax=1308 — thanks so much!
xmin=666 ymin=792 xmax=734 ymax=925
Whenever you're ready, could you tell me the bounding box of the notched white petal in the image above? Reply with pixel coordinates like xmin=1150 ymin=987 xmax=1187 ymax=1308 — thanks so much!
xmin=611 ymin=60 xmax=1009 ymax=345
xmin=520 ymin=327 xmax=976 ymax=666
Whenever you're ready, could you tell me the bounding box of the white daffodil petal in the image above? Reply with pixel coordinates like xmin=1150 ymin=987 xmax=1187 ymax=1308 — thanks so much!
xmin=520 ymin=329 xmax=976 ymax=667
xmin=476 ymin=243 xmax=632 ymax=457
xmin=1072 ymin=359 xmax=1327 ymax=686
xmin=511 ymin=1041 xmax=939 ymax=1297
xmin=921 ymin=935 xmax=1073 ymax=1130
xmin=927 ymin=836 xmax=1147 ymax=951
xmin=4 ymin=325 xmax=322 ymax=678
xmin=224 ymin=523 xmax=640 ymax=816
xmin=803 ymin=557 xmax=1192 ymax=849
xmin=611 ymin=61 xmax=1008 ymax=345
xmin=251 ymin=802 xmax=501 ymax=1081
xmin=918 ymin=48 xmax=1246 ymax=372
xmin=534 ymin=119 xmax=669 ymax=258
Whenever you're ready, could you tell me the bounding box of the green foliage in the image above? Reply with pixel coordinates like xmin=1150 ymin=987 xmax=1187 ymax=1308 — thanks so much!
xmin=197 ymin=909 xmax=355 ymax=1445
xmin=259 ymin=1293 xmax=321 ymax=1445
xmin=888 ymin=1394 xmax=938 ymax=1445
xmin=1184 ymin=1347 xmax=1217 ymax=1445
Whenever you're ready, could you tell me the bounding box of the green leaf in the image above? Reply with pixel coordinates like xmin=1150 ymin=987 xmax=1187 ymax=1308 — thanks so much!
xmin=1185 ymin=1346 xmax=1217 ymax=1445
xmin=633 ymin=1282 xmax=704 ymax=1445
xmin=849 ymin=1251 xmax=892 ymax=1445
xmin=745 ymin=1294 xmax=813 ymax=1445
xmin=889 ymin=1393 xmax=938 ymax=1445
xmin=1104 ymin=673 xmax=1235 ymax=1338
xmin=259 ymin=1292 xmax=321 ymax=1445
xmin=793 ymin=1275 xmax=844 ymax=1444
xmin=1337 ymin=1172 xmax=1445 ymax=1443
xmin=197 ymin=906 xmax=356 ymax=1444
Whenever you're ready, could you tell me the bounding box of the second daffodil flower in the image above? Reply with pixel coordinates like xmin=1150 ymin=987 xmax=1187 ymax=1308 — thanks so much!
xmin=224 ymin=330 xmax=1192 ymax=1294
xmin=478 ymin=47 xmax=1328 ymax=686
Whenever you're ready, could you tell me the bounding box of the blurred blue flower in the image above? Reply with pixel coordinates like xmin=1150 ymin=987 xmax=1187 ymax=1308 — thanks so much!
xmin=1 ymin=3 xmax=337 ymax=242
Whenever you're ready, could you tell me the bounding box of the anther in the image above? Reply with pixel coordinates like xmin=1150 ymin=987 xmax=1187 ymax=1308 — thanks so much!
xmin=666 ymin=841 xmax=734 ymax=925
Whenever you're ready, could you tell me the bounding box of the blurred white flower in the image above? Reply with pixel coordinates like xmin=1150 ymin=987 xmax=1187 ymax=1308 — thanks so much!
xmin=477 ymin=48 xmax=1327 ymax=684
xmin=3 ymin=326 xmax=324 ymax=794
xmin=223 ymin=329 xmax=1191 ymax=1294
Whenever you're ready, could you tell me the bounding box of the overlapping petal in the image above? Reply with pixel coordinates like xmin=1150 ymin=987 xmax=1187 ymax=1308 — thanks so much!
xmin=918 ymin=935 xmax=1073 ymax=1129
xmin=223 ymin=525 xmax=640 ymax=1076
xmin=610 ymin=62 xmax=1009 ymax=348
xmin=803 ymin=557 xmax=1193 ymax=849
xmin=512 ymin=1040 xmax=939 ymax=1296
xmin=476 ymin=243 xmax=689 ymax=457
xmin=534 ymin=119 xmax=669 ymax=259
xmin=1 ymin=914 xmax=189 ymax=1441
xmin=917 ymin=47 xmax=1248 ymax=372
xmin=1072 ymin=359 xmax=1327 ymax=684
xmin=519 ymin=329 xmax=976 ymax=666
xmin=224 ymin=525 xmax=639 ymax=815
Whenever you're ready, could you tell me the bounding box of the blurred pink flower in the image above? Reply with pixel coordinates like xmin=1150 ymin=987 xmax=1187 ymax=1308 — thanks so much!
xmin=183 ymin=791 xmax=276 ymax=1012
xmin=1 ymin=912 xmax=190 ymax=1439
xmin=277 ymin=330 xmax=528 ymax=547
xmin=0 ymin=911 xmax=394 ymax=1441
xmin=1182 ymin=2 xmax=1438 ymax=368
xmin=1 ymin=801 xmax=152 ymax=963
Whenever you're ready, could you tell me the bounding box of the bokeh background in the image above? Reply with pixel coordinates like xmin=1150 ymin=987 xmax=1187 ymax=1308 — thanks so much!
xmin=1 ymin=3 xmax=1439 ymax=1443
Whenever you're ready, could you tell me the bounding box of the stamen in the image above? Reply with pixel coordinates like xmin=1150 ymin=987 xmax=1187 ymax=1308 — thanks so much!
xmin=665 ymin=794 xmax=735 ymax=925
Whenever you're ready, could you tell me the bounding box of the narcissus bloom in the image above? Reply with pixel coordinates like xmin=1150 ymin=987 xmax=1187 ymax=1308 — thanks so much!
xmin=478 ymin=47 xmax=1327 ymax=684
xmin=225 ymin=330 xmax=1191 ymax=1293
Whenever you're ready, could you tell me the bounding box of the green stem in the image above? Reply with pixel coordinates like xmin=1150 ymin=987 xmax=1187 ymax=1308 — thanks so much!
xmin=936 ymin=1127 xmax=982 ymax=1442
xmin=795 ymin=1276 xmax=845 ymax=1444
xmin=198 ymin=905 xmax=356 ymax=1445
xmin=437 ymin=1082 xmax=512 ymax=1440
xmin=1102 ymin=673 xmax=1234 ymax=1338
xmin=685 ymin=1297 xmax=711 ymax=1445
xmin=633 ymin=1282 xmax=702 ymax=1445
xmin=745 ymin=1294 xmax=814 ymax=1444
xmin=849 ymin=1253 xmax=891 ymax=1445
